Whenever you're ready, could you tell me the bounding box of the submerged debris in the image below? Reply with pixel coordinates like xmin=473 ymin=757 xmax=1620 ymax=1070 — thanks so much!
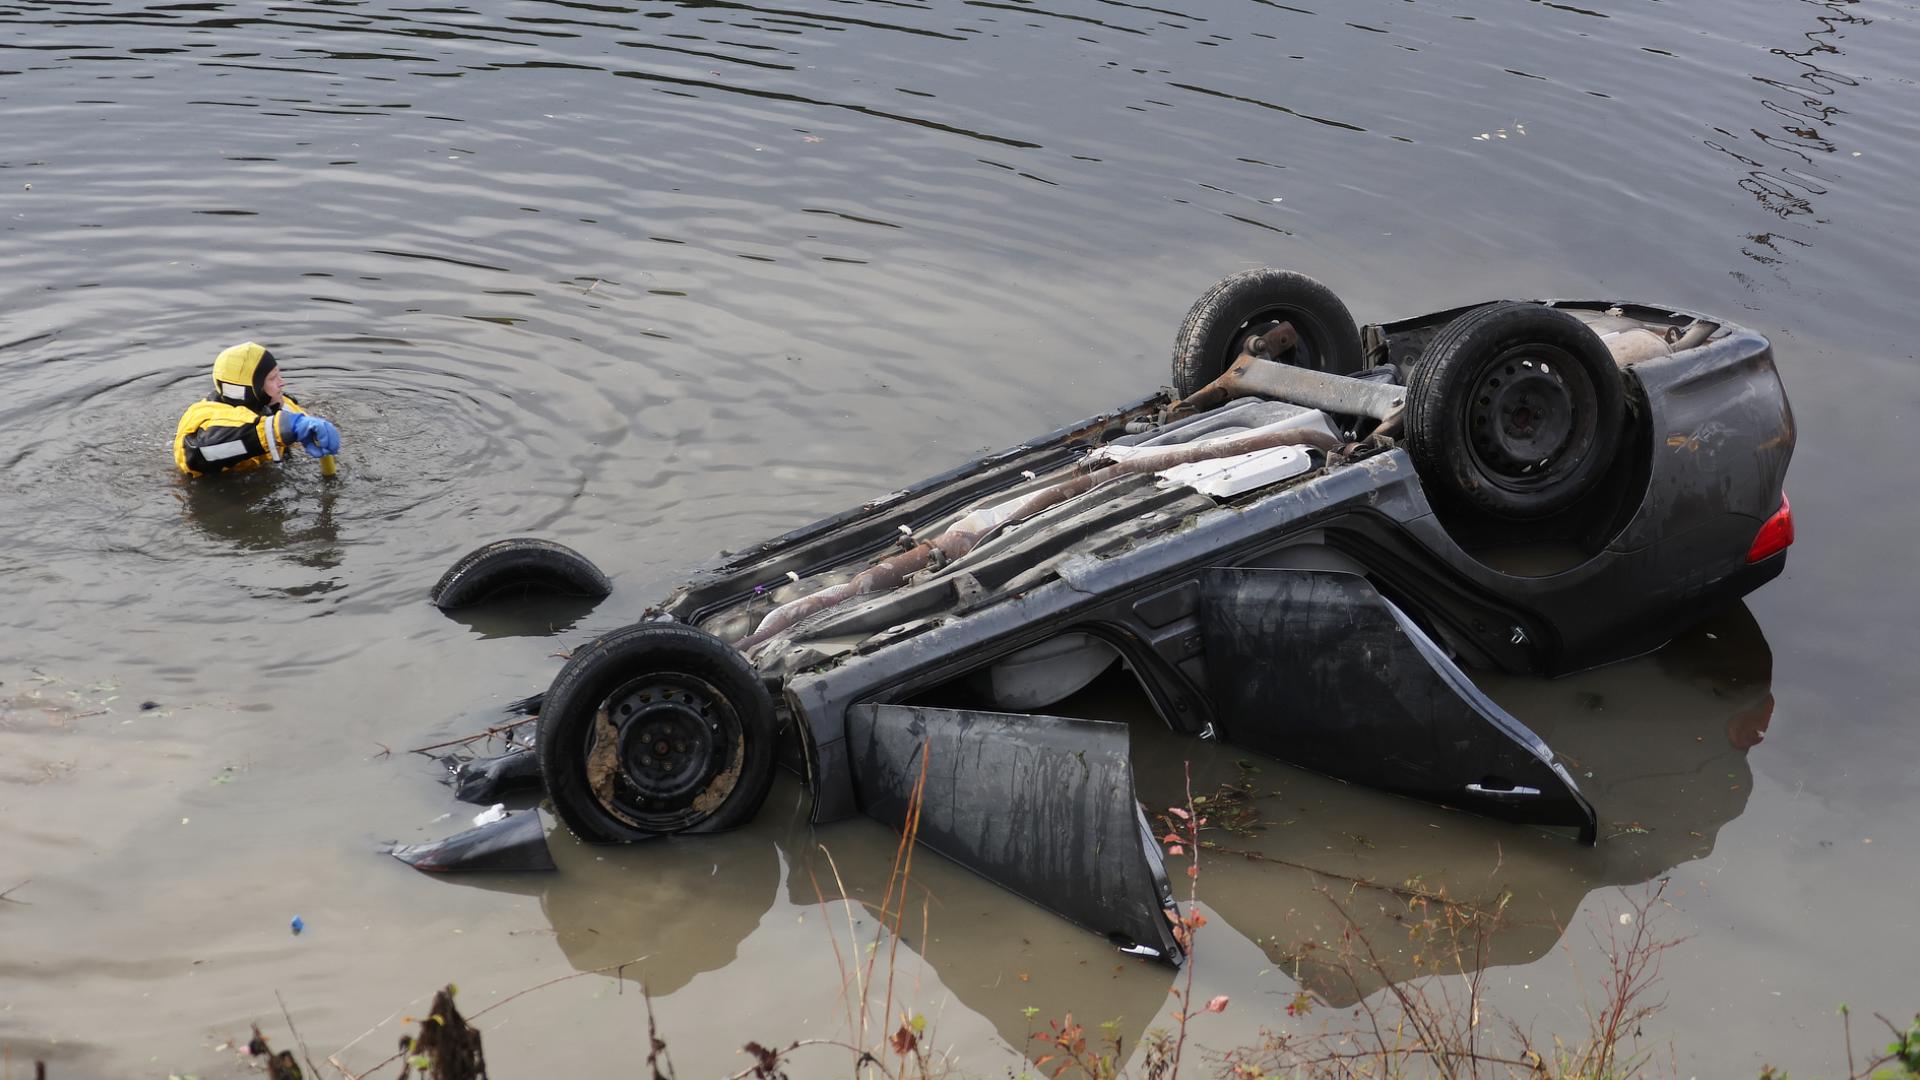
xmin=389 ymin=809 xmax=557 ymax=873
xmin=398 ymin=985 xmax=488 ymax=1080
xmin=247 ymin=1024 xmax=307 ymax=1080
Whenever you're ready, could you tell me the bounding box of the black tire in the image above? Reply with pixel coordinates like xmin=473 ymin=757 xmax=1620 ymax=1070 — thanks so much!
xmin=1404 ymin=302 xmax=1624 ymax=520
xmin=430 ymin=537 xmax=612 ymax=610
xmin=1171 ymin=268 xmax=1364 ymax=398
xmin=537 ymin=623 xmax=776 ymax=842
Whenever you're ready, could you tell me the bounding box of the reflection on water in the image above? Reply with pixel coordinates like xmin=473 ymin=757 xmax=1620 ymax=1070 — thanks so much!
xmin=421 ymin=605 xmax=1774 ymax=1055
xmin=179 ymin=468 xmax=342 ymax=574
xmin=1708 ymin=0 xmax=1865 ymax=233
xmin=1261 ymin=604 xmax=1773 ymax=1006
xmin=442 ymin=802 xmax=794 ymax=999
xmin=2 ymin=0 xmax=1913 ymax=1074
xmin=439 ymin=590 xmax=605 ymax=639
xmin=977 ymin=606 xmax=1774 ymax=1027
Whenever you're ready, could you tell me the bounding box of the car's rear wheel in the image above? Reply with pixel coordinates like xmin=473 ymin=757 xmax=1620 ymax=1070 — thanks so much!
xmin=1404 ymin=302 xmax=1624 ymax=520
xmin=1171 ymin=269 xmax=1364 ymax=398
xmin=538 ymin=623 xmax=776 ymax=841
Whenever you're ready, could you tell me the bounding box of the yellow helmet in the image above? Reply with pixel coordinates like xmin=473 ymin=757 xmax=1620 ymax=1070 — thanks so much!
xmin=210 ymin=342 xmax=279 ymax=411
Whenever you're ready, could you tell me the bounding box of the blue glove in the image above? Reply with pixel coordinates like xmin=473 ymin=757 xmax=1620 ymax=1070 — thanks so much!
xmin=280 ymin=412 xmax=341 ymax=458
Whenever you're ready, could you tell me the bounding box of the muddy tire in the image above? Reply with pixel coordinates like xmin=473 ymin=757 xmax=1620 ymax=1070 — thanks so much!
xmin=1171 ymin=269 xmax=1364 ymax=398
xmin=1404 ymin=302 xmax=1624 ymax=520
xmin=538 ymin=623 xmax=776 ymax=842
xmin=430 ymin=537 xmax=612 ymax=610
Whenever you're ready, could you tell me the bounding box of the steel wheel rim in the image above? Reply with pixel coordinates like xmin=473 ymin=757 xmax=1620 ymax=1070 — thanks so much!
xmin=1463 ymin=343 xmax=1596 ymax=492
xmin=1235 ymin=308 xmax=1327 ymax=372
xmin=591 ymin=672 xmax=743 ymax=830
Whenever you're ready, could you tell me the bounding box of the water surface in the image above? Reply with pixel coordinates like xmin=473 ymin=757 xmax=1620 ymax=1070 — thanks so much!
xmin=2 ymin=0 xmax=1915 ymax=1075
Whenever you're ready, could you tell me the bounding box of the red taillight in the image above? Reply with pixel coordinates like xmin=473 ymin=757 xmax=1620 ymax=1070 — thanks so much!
xmin=1746 ymin=491 xmax=1794 ymax=563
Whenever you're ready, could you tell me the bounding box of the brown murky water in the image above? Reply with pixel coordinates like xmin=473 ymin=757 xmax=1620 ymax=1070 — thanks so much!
xmin=3 ymin=0 xmax=1915 ymax=1075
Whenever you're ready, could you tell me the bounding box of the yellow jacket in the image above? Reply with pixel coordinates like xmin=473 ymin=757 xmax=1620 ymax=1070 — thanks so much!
xmin=173 ymin=396 xmax=308 ymax=476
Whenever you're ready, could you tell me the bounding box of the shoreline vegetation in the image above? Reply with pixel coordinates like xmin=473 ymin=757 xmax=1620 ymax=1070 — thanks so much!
xmin=14 ymin=762 xmax=1914 ymax=1080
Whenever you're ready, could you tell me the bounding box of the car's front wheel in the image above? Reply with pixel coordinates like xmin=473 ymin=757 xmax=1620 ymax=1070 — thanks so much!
xmin=537 ymin=623 xmax=776 ymax=841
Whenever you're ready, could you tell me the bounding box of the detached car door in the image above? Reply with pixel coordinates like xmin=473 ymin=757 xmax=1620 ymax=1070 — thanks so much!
xmin=1200 ymin=568 xmax=1597 ymax=843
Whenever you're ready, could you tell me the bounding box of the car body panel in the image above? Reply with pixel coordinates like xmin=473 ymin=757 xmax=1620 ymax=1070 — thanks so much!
xmin=847 ymin=703 xmax=1183 ymax=962
xmin=1200 ymin=568 xmax=1597 ymax=842
xmin=674 ymin=307 xmax=1789 ymax=832
xmin=484 ymin=299 xmax=1795 ymax=962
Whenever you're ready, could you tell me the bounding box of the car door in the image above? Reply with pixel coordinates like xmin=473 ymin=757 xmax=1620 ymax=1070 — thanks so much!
xmin=1199 ymin=567 xmax=1597 ymax=843
xmin=844 ymin=702 xmax=1185 ymax=963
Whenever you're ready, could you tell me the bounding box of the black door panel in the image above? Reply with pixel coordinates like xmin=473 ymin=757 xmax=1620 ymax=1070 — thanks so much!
xmin=1200 ymin=568 xmax=1597 ymax=843
xmin=846 ymin=703 xmax=1184 ymax=962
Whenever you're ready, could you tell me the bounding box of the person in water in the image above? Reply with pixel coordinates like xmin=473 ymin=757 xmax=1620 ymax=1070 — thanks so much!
xmin=173 ymin=342 xmax=341 ymax=476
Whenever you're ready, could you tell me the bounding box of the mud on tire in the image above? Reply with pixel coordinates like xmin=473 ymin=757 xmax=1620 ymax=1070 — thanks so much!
xmin=537 ymin=623 xmax=776 ymax=842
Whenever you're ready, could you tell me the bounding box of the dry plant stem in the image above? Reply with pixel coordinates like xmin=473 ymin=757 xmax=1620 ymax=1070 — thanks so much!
xmin=1858 ymin=1012 xmax=1915 ymax=1079
xmin=803 ymin=861 xmax=862 ymax=1041
xmin=1276 ymin=880 xmax=1681 ymax=1080
xmin=1464 ymin=909 xmax=1488 ymax=1070
xmin=1196 ymin=840 xmax=1503 ymax=917
xmin=1169 ymin=763 xmax=1200 ymax=1080
xmin=408 ymin=717 xmax=535 ymax=756
xmin=767 ymin=749 xmax=934 ymax=1080
xmin=1844 ymin=1006 xmax=1857 ymax=1078
xmin=820 ymin=845 xmax=871 ymax=1047
xmin=328 ymin=994 xmax=431 ymax=1067
xmin=736 ymin=427 xmax=1339 ymax=652
xmin=1317 ymin=885 xmax=1465 ymax=1079
xmin=469 ymin=954 xmax=651 ymax=1021
xmin=876 ymin=749 xmax=929 ymax=1073
xmin=274 ymin=989 xmax=323 ymax=1080
xmin=720 ymin=1039 xmax=897 ymax=1080
xmin=643 ymin=988 xmax=677 ymax=1080
xmin=339 ymin=955 xmax=650 ymax=1078
xmin=1577 ymin=881 xmax=1676 ymax=1079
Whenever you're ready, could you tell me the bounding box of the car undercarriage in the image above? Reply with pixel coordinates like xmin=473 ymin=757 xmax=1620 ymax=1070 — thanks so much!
xmin=406 ymin=271 xmax=1796 ymax=964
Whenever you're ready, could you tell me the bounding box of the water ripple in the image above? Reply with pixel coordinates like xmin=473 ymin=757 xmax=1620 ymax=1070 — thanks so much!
xmin=6 ymin=0 xmax=1920 ymax=1074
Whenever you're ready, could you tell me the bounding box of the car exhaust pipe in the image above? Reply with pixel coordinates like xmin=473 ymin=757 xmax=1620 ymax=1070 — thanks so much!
xmin=1173 ymin=344 xmax=1405 ymax=421
xmin=733 ymin=422 xmax=1341 ymax=652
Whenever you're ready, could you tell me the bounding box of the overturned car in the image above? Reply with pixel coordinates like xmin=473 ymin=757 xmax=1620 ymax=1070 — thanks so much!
xmin=421 ymin=270 xmax=1796 ymax=965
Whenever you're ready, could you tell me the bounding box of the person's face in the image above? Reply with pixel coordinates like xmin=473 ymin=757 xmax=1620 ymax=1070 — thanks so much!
xmin=262 ymin=367 xmax=285 ymax=405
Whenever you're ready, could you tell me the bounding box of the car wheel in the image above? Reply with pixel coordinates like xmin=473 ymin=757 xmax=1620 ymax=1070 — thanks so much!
xmin=1404 ymin=302 xmax=1624 ymax=520
xmin=1170 ymin=268 xmax=1364 ymax=398
xmin=538 ymin=623 xmax=776 ymax=841
xmin=431 ymin=537 xmax=612 ymax=610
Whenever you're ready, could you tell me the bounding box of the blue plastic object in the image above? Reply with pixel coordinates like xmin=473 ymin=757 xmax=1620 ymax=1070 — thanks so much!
xmin=290 ymin=915 xmax=305 ymax=935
